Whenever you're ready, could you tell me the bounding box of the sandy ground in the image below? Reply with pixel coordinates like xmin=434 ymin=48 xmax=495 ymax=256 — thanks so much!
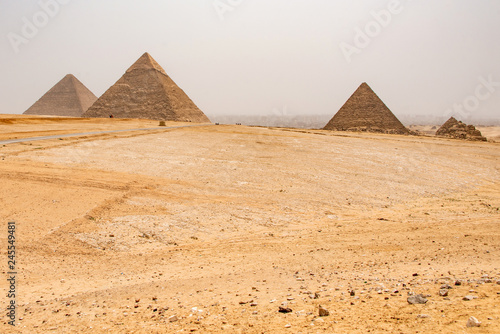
xmin=1 ymin=116 xmax=500 ymax=333
xmin=477 ymin=127 xmax=500 ymax=143
xmin=0 ymin=114 xmax=196 ymax=141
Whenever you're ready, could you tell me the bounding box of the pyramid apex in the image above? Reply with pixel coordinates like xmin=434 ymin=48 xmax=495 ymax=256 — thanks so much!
xmin=126 ymin=52 xmax=167 ymax=75
xmin=61 ymin=74 xmax=78 ymax=83
xmin=138 ymin=52 xmax=154 ymax=61
xmin=358 ymin=82 xmax=373 ymax=90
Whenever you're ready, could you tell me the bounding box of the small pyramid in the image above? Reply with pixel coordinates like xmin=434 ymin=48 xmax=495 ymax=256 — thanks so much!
xmin=24 ymin=74 xmax=97 ymax=117
xmin=436 ymin=117 xmax=460 ymax=136
xmin=83 ymin=52 xmax=210 ymax=123
xmin=324 ymin=82 xmax=408 ymax=134
xmin=436 ymin=117 xmax=486 ymax=141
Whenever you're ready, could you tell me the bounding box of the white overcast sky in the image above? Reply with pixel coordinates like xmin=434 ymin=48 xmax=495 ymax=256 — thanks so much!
xmin=1 ymin=0 xmax=499 ymax=121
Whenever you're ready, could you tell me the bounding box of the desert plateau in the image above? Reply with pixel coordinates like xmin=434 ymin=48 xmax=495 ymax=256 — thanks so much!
xmin=1 ymin=115 xmax=499 ymax=333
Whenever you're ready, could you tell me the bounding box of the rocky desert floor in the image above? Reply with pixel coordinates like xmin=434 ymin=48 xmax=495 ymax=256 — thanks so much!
xmin=1 ymin=115 xmax=500 ymax=333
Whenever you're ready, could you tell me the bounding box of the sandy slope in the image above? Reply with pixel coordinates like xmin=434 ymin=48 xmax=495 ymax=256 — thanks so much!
xmin=0 ymin=114 xmax=195 ymax=141
xmin=477 ymin=127 xmax=500 ymax=142
xmin=1 ymin=118 xmax=499 ymax=333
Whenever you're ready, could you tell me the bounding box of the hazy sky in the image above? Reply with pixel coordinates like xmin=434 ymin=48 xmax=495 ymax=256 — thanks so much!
xmin=1 ymin=0 xmax=499 ymax=121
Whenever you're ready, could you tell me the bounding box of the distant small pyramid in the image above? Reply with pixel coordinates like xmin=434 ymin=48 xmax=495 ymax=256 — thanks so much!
xmin=436 ymin=117 xmax=460 ymax=136
xmin=24 ymin=74 xmax=97 ymax=117
xmin=83 ymin=52 xmax=210 ymax=123
xmin=436 ymin=117 xmax=486 ymax=141
xmin=323 ymin=82 xmax=408 ymax=134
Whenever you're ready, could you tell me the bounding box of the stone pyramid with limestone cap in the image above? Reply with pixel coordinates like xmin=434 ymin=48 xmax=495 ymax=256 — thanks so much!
xmin=83 ymin=52 xmax=210 ymax=123
xmin=24 ymin=74 xmax=97 ymax=117
xmin=323 ymin=82 xmax=408 ymax=134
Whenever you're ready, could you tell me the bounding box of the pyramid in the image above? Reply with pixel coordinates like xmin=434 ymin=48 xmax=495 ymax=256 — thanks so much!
xmin=24 ymin=74 xmax=97 ymax=117
xmin=83 ymin=53 xmax=210 ymax=123
xmin=436 ymin=117 xmax=486 ymax=141
xmin=323 ymin=82 xmax=408 ymax=134
xmin=436 ymin=117 xmax=460 ymax=136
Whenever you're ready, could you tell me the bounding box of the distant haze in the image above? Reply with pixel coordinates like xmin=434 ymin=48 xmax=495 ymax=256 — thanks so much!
xmin=1 ymin=0 xmax=499 ymax=125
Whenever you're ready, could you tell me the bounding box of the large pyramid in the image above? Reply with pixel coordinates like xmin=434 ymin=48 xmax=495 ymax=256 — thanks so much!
xmin=24 ymin=74 xmax=97 ymax=117
xmin=436 ymin=117 xmax=486 ymax=141
xmin=83 ymin=52 xmax=210 ymax=123
xmin=323 ymin=82 xmax=408 ymax=134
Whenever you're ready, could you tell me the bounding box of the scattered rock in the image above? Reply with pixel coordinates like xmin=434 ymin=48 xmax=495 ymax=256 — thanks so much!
xmin=279 ymin=306 xmax=293 ymax=313
xmin=439 ymin=289 xmax=449 ymax=297
xmin=285 ymin=324 xmax=292 ymax=328
xmin=168 ymin=315 xmax=178 ymax=322
xmin=463 ymin=295 xmax=477 ymax=301
xmin=191 ymin=307 xmax=203 ymax=314
xmin=440 ymin=284 xmax=452 ymax=290
xmin=466 ymin=316 xmax=481 ymax=327
xmin=455 ymin=280 xmax=462 ymax=286
xmin=318 ymin=306 xmax=329 ymax=317
xmin=407 ymin=294 xmax=428 ymax=305
xmin=417 ymin=314 xmax=431 ymax=319
xmin=350 ymin=290 xmax=355 ymax=296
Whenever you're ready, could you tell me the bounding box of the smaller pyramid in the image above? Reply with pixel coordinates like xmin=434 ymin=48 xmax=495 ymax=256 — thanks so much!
xmin=324 ymin=82 xmax=408 ymax=134
xmin=436 ymin=117 xmax=486 ymax=141
xmin=24 ymin=74 xmax=97 ymax=117
xmin=83 ymin=52 xmax=210 ymax=123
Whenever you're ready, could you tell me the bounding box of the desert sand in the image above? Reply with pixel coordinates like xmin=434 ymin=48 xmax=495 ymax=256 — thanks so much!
xmin=1 ymin=115 xmax=499 ymax=333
